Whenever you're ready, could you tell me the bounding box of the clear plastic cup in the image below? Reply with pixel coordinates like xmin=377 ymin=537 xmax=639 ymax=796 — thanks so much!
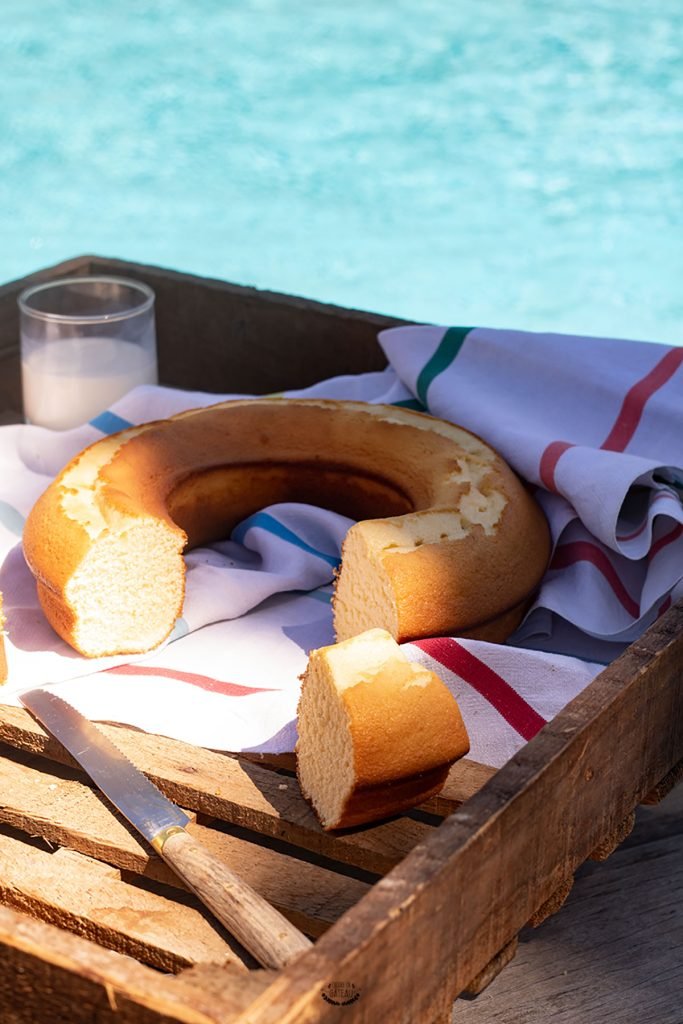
xmin=18 ymin=276 xmax=158 ymax=430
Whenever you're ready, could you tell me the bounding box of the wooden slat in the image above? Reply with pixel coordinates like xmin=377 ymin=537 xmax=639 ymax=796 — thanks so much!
xmin=0 ymin=748 xmax=370 ymax=938
xmin=0 ymin=829 xmax=252 ymax=973
xmin=0 ymin=706 xmax=434 ymax=874
xmin=240 ymin=751 xmax=495 ymax=817
xmin=0 ymin=253 xmax=399 ymax=402
xmin=0 ymin=903 xmax=271 ymax=1024
xmin=426 ymin=759 xmax=498 ymax=815
xmin=230 ymin=600 xmax=683 ymax=1024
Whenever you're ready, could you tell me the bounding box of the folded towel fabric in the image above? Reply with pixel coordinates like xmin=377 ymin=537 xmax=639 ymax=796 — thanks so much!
xmin=0 ymin=326 xmax=680 ymax=769
xmin=377 ymin=325 xmax=683 ymax=664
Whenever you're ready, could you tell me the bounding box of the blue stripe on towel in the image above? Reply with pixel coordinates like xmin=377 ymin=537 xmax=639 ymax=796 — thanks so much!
xmin=233 ymin=512 xmax=341 ymax=569
xmin=0 ymin=501 xmax=25 ymax=536
xmin=169 ymin=617 xmax=190 ymax=641
xmin=89 ymin=410 xmax=133 ymax=434
xmin=298 ymin=586 xmax=334 ymax=604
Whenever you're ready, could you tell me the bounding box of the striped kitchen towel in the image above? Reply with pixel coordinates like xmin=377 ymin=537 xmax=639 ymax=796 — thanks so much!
xmin=0 ymin=326 xmax=681 ymax=769
xmin=378 ymin=325 xmax=683 ymax=664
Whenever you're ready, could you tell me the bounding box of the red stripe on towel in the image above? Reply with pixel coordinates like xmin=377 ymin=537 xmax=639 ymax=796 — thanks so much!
xmin=550 ymin=541 xmax=640 ymax=618
xmin=103 ymin=663 xmax=275 ymax=696
xmin=539 ymin=440 xmax=575 ymax=493
xmin=601 ymin=348 xmax=683 ymax=452
xmin=412 ymin=637 xmax=547 ymax=741
xmin=538 ymin=348 xmax=683 ymax=492
xmin=647 ymin=522 xmax=683 ymax=563
xmin=616 ymin=490 xmax=676 ymax=542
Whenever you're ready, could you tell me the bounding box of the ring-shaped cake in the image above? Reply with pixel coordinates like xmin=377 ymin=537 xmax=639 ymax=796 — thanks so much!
xmin=23 ymin=399 xmax=550 ymax=658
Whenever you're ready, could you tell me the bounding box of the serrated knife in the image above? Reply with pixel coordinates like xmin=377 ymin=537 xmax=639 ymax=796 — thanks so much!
xmin=19 ymin=688 xmax=312 ymax=969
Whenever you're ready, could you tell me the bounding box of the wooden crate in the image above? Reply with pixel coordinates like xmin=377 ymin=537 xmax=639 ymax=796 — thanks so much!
xmin=0 ymin=256 xmax=681 ymax=1024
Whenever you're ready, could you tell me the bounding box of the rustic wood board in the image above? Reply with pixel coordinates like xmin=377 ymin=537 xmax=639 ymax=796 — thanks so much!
xmin=0 ymin=729 xmax=584 ymax=996
xmin=0 ymin=903 xmax=273 ymax=1024
xmin=0 ymin=706 xmax=491 ymax=875
xmin=0 ymin=746 xmax=371 ymax=938
xmin=0 ymin=828 xmax=251 ymax=972
xmin=0 ymin=711 xmax=494 ymax=966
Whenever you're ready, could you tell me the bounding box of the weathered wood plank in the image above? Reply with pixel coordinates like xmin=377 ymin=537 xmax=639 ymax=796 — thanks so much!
xmin=622 ymin=781 xmax=683 ymax=849
xmin=241 ymin=753 xmax=495 ymax=816
xmin=0 ymin=748 xmax=370 ymax=938
xmin=0 ymin=829 xmax=251 ymax=972
xmin=84 ymin=255 xmax=398 ymax=396
xmin=230 ymin=600 xmax=683 ymax=1024
xmin=0 ymin=903 xmax=271 ymax=1024
xmin=424 ymin=760 xmax=497 ymax=816
xmin=0 ymin=706 xmax=433 ymax=874
xmin=0 ymin=253 xmax=398 ymax=403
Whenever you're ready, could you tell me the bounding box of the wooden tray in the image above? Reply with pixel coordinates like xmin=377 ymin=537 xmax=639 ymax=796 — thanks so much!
xmin=1 ymin=256 xmax=682 ymax=1023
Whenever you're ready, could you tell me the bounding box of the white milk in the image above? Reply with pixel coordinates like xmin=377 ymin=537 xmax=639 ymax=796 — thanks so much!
xmin=22 ymin=336 xmax=158 ymax=430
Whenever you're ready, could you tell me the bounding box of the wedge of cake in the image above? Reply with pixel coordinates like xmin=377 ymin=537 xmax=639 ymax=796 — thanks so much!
xmin=296 ymin=628 xmax=469 ymax=830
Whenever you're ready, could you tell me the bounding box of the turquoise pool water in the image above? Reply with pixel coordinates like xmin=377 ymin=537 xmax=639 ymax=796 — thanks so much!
xmin=2 ymin=1 xmax=682 ymax=344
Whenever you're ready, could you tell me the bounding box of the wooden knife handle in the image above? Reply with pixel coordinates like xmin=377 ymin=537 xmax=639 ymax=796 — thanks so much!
xmin=160 ymin=829 xmax=312 ymax=969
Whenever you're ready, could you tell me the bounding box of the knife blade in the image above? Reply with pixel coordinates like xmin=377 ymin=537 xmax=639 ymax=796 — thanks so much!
xmin=19 ymin=688 xmax=312 ymax=969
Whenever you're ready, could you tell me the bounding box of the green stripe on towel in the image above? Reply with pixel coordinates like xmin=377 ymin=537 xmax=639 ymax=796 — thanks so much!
xmin=416 ymin=326 xmax=473 ymax=407
xmin=392 ymin=398 xmax=427 ymax=412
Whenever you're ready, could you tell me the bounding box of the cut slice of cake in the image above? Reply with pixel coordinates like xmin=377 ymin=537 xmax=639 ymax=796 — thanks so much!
xmin=296 ymin=628 xmax=470 ymax=830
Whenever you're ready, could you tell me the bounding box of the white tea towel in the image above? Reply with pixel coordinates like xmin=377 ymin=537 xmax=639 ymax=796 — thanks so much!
xmin=0 ymin=325 xmax=680 ymax=769
xmin=378 ymin=325 xmax=683 ymax=663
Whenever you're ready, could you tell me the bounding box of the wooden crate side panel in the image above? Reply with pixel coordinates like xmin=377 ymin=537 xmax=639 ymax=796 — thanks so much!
xmin=0 ymin=254 xmax=398 ymax=418
xmin=0 ymin=904 xmax=271 ymax=1024
xmin=236 ymin=603 xmax=683 ymax=1024
xmin=86 ymin=256 xmax=398 ymax=394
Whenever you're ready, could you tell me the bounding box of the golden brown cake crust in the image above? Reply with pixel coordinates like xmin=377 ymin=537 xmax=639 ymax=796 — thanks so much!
xmin=384 ymin=496 xmax=550 ymax=640
xmin=328 ymin=764 xmax=452 ymax=831
xmin=340 ymin=667 xmax=469 ymax=788
xmin=23 ymin=473 xmax=95 ymax=593
xmin=23 ymin=398 xmax=550 ymax=656
xmin=295 ymin=629 xmax=471 ymax=830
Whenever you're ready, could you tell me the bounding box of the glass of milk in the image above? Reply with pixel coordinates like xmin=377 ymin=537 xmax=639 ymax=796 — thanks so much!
xmin=18 ymin=276 xmax=158 ymax=430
